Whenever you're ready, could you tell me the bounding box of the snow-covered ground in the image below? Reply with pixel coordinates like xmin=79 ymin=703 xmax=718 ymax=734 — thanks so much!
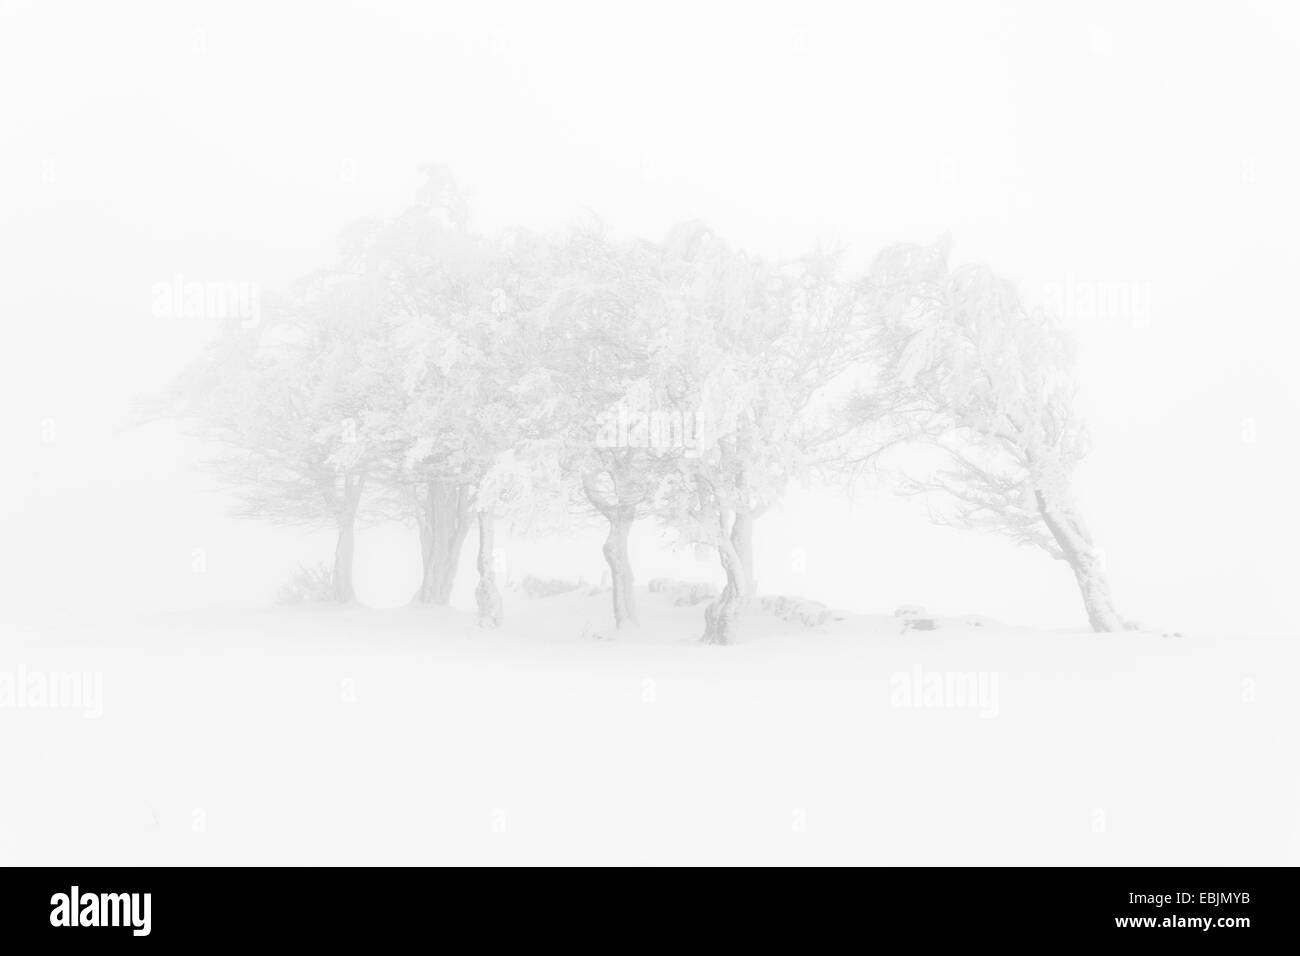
xmin=3 ymin=587 xmax=1295 ymax=866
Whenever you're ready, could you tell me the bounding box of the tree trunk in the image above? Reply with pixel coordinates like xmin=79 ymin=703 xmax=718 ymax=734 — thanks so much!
xmin=702 ymin=514 xmax=751 ymax=646
xmin=1035 ymin=490 xmax=1124 ymax=632
xmin=333 ymin=520 xmax=356 ymax=603
xmin=731 ymin=510 xmax=756 ymax=601
xmin=582 ymin=469 xmax=643 ymax=631
xmin=415 ymin=480 xmax=470 ymax=604
xmin=332 ymin=475 xmax=364 ymax=603
xmin=602 ymin=510 xmax=638 ymax=628
xmin=474 ymin=511 xmax=503 ymax=628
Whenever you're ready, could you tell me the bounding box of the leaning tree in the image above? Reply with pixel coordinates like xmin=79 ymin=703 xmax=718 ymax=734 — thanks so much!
xmin=862 ymin=240 xmax=1126 ymax=632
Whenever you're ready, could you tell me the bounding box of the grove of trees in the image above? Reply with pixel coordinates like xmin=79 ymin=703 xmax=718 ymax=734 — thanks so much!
xmin=161 ymin=170 xmax=1129 ymax=641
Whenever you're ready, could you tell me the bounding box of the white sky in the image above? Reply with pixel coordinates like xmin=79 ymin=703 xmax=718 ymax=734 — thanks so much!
xmin=2 ymin=0 xmax=1297 ymax=635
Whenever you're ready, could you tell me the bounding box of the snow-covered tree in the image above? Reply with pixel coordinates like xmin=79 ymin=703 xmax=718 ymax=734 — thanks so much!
xmin=342 ymin=171 xmax=506 ymax=607
xmin=385 ymin=214 xmax=563 ymax=626
xmin=532 ymin=226 xmax=685 ymax=630
xmin=650 ymin=225 xmax=872 ymax=644
xmin=161 ymin=267 xmax=395 ymax=602
xmin=863 ymin=240 xmax=1126 ymax=632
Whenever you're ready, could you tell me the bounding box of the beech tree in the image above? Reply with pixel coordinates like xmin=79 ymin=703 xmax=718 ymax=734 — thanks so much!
xmin=863 ymin=240 xmax=1126 ymax=632
xmin=651 ymin=225 xmax=870 ymax=644
xmin=391 ymin=219 xmax=560 ymax=626
xmin=162 ymin=269 xmax=391 ymax=602
xmin=535 ymin=227 xmax=681 ymax=630
xmin=346 ymin=172 xmax=494 ymax=606
xmin=160 ymin=169 xmax=1128 ymax=637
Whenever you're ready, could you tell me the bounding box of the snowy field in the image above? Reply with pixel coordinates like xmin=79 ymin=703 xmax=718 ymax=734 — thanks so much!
xmin=3 ymin=588 xmax=1295 ymax=866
